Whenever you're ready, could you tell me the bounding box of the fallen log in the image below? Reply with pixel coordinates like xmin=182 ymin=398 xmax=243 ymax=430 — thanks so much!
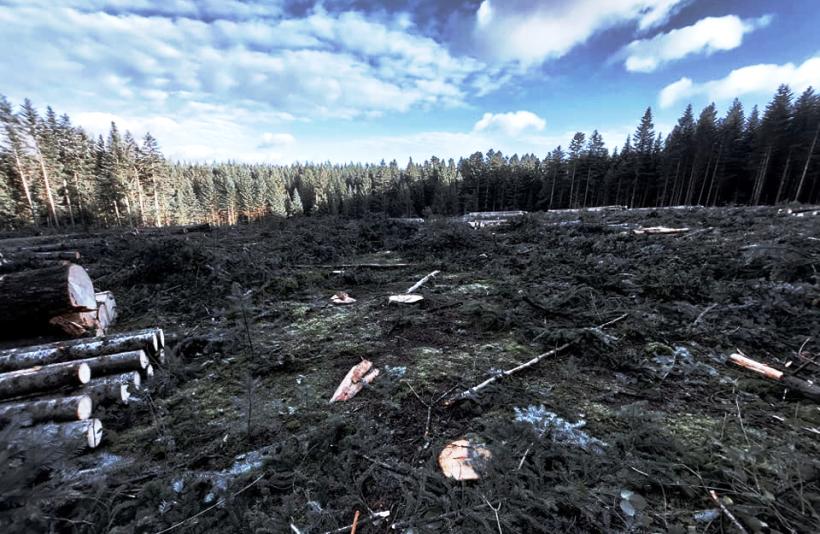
xmin=83 ymin=372 xmax=140 ymax=405
xmin=0 ymin=264 xmax=97 ymax=328
xmin=29 ymin=250 xmax=81 ymax=261
xmin=0 ymin=362 xmax=91 ymax=399
xmin=0 ymin=328 xmax=162 ymax=372
xmin=729 ymin=353 xmax=820 ymax=402
xmin=0 ymin=253 xmax=67 ymax=274
xmin=0 ymin=394 xmax=93 ymax=424
xmin=6 ymin=418 xmax=103 ymax=449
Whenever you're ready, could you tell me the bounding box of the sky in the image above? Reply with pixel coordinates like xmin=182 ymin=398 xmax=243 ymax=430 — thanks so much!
xmin=1 ymin=0 xmax=818 ymax=164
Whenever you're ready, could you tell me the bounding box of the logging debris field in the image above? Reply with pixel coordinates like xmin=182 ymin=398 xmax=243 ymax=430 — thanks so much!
xmin=2 ymin=206 xmax=820 ymax=533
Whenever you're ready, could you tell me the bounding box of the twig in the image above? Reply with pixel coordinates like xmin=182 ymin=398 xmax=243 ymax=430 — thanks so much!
xmin=406 ymin=270 xmax=440 ymax=293
xmin=709 ymin=490 xmax=749 ymax=534
xmin=322 ymin=511 xmax=390 ymax=534
xmin=691 ymin=303 xmax=718 ymax=327
xmin=446 ymin=314 xmax=628 ymax=404
xmin=517 ymin=442 xmax=534 ymax=470
xmin=350 ymin=510 xmax=361 ymax=534
xmin=483 ymin=496 xmax=503 ymax=534
xmin=154 ymin=473 xmax=264 ymax=534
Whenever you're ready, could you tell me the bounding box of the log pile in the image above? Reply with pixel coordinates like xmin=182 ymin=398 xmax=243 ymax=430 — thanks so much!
xmin=0 ymin=328 xmax=165 ymax=450
xmin=0 ymin=230 xmax=182 ymax=451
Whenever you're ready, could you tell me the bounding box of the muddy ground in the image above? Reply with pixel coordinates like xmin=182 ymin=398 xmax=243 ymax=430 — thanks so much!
xmin=2 ymin=206 xmax=820 ymax=533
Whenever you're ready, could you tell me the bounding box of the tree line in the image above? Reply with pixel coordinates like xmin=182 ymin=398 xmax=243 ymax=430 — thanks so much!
xmin=1 ymin=84 xmax=818 ymax=229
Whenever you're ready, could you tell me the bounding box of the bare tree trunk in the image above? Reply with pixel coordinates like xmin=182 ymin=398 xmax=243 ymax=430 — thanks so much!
xmin=152 ymin=177 xmax=162 ymax=227
xmin=774 ymin=150 xmax=793 ymax=204
xmin=136 ymin=178 xmax=146 ymax=226
xmin=62 ymin=176 xmax=75 ymax=227
xmin=72 ymin=171 xmax=84 ymax=223
xmin=794 ymin=122 xmax=819 ymax=202
xmin=113 ymin=200 xmax=121 ymax=226
xmin=753 ymin=147 xmax=771 ymax=205
xmin=36 ymin=151 xmax=59 ymax=227
xmin=11 ymin=146 xmax=37 ymax=224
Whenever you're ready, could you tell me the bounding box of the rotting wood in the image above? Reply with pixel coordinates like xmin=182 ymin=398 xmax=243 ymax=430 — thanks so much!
xmin=729 ymin=352 xmax=820 ymax=402
xmin=6 ymin=418 xmax=103 ymax=449
xmin=0 ymin=394 xmax=93 ymax=424
xmin=0 ymin=328 xmax=162 ymax=372
xmin=406 ymin=270 xmax=440 ymax=294
xmin=0 ymin=263 xmax=97 ymax=327
xmin=447 ymin=314 xmax=628 ymax=404
xmin=0 ymin=362 xmax=91 ymax=399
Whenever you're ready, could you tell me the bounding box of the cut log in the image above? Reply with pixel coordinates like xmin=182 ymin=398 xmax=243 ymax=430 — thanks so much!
xmin=74 ymin=349 xmax=149 ymax=375
xmin=0 ymin=253 xmax=69 ymax=274
xmin=0 ymin=264 xmax=97 ymax=328
xmin=406 ymin=270 xmax=440 ymax=294
xmin=0 ymin=328 xmax=162 ymax=372
xmin=30 ymin=251 xmax=81 ymax=261
xmin=0 ymin=362 xmax=91 ymax=399
xmin=95 ymin=291 xmax=117 ymax=331
xmin=6 ymin=418 xmax=103 ymax=449
xmin=83 ymin=372 xmax=139 ymax=405
xmin=0 ymin=394 xmax=93 ymax=424
xmin=729 ymin=353 xmax=820 ymax=402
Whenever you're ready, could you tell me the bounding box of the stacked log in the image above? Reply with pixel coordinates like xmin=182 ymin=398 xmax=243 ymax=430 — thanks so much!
xmin=0 ymin=328 xmax=164 ymax=450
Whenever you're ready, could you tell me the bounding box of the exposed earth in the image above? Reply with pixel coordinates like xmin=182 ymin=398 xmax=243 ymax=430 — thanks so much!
xmin=2 ymin=206 xmax=820 ymax=533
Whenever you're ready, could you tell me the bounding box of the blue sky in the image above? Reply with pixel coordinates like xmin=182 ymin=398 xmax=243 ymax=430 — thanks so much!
xmin=1 ymin=0 xmax=818 ymax=163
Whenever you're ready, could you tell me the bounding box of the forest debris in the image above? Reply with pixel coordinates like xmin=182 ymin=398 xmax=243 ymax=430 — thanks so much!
xmin=388 ymin=294 xmax=424 ymax=304
xmin=708 ymin=490 xmax=749 ymax=534
xmin=447 ymin=313 xmax=627 ymax=404
xmin=730 ymin=352 xmax=820 ymax=402
xmin=438 ymin=437 xmax=492 ymax=480
xmin=330 ymin=291 xmax=356 ymax=305
xmin=406 ymin=270 xmax=440 ymax=294
xmin=514 ymin=405 xmax=607 ymax=454
xmin=329 ymin=360 xmax=379 ymax=402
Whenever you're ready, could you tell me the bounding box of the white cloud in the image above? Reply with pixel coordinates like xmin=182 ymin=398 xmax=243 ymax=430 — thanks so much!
xmin=473 ymin=111 xmax=546 ymax=136
xmin=623 ymin=15 xmax=771 ymax=72
xmin=0 ymin=2 xmax=494 ymax=121
xmin=473 ymin=0 xmax=689 ymax=66
xmin=659 ymin=56 xmax=820 ymax=108
xmin=259 ymin=132 xmax=295 ymax=148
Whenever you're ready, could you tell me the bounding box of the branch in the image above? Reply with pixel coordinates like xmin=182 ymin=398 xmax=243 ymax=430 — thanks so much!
xmin=446 ymin=313 xmax=628 ymax=404
xmin=407 ymin=270 xmax=440 ymax=294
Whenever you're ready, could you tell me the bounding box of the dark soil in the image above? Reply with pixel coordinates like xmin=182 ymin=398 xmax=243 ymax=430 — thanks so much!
xmin=2 ymin=207 xmax=820 ymax=533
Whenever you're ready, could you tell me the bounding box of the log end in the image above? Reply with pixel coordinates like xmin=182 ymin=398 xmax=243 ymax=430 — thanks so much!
xmin=143 ymin=364 xmax=154 ymax=380
xmin=87 ymin=418 xmax=103 ymax=448
xmin=120 ymin=384 xmax=131 ymax=404
xmin=78 ymin=363 xmax=91 ymax=384
xmin=67 ymin=264 xmax=97 ymax=311
xmin=132 ymin=371 xmax=142 ymax=390
xmin=77 ymin=395 xmax=93 ymax=420
xmin=138 ymin=350 xmax=149 ymax=369
xmin=156 ymin=328 xmax=165 ymax=349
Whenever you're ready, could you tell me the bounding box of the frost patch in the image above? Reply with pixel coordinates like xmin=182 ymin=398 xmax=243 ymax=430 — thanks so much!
xmin=514 ymin=405 xmax=607 ymax=454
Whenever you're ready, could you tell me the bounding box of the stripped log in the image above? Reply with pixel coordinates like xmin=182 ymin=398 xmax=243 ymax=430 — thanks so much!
xmin=0 ymin=362 xmax=91 ymax=399
xmin=0 ymin=394 xmax=93 ymax=424
xmin=0 ymin=264 xmax=97 ymax=327
xmin=29 ymin=251 xmax=81 ymax=261
xmin=730 ymin=353 xmax=820 ymax=402
xmin=0 ymin=328 xmax=162 ymax=372
xmin=84 ymin=372 xmax=140 ymax=405
xmin=6 ymin=418 xmax=103 ymax=449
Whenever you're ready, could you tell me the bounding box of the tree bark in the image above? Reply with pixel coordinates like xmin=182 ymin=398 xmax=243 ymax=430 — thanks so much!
xmin=0 ymin=328 xmax=162 ymax=372
xmin=0 ymin=263 xmax=96 ymax=327
xmin=0 ymin=394 xmax=92 ymax=424
xmin=0 ymin=254 xmax=67 ymax=274
xmin=73 ymin=349 xmax=149 ymax=375
xmin=49 ymin=309 xmax=101 ymax=337
xmin=6 ymin=418 xmax=103 ymax=449
xmin=96 ymin=291 xmax=117 ymax=332
xmin=83 ymin=372 xmax=140 ymax=405
xmin=0 ymin=361 xmax=91 ymax=399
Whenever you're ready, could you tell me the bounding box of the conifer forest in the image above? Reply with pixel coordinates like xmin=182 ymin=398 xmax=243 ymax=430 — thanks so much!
xmin=1 ymin=84 xmax=819 ymax=230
